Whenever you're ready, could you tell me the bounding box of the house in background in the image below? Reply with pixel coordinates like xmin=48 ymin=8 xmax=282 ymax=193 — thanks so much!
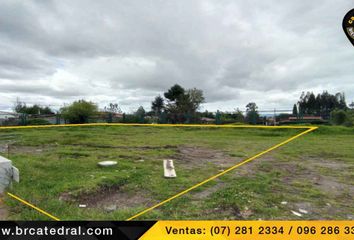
xmin=280 ymin=116 xmax=327 ymax=125
xmin=0 ymin=111 xmax=19 ymax=125
xmin=201 ymin=117 xmax=215 ymax=124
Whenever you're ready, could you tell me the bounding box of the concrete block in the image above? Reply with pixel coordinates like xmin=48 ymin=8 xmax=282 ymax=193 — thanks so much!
xmin=0 ymin=155 xmax=19 ymax=193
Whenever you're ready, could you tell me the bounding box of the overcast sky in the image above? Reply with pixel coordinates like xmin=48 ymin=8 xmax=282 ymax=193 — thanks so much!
xmin=0 ymin=0 xmax=353 ymax=113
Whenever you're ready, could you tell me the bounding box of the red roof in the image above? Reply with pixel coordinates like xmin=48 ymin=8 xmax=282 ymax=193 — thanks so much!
xmin=288 ymin=116 xmax=323 ymax=120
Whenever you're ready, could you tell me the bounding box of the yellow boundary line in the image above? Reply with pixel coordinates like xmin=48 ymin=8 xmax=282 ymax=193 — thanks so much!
xmin=6 ymin=192 xmax=60 ymax=221
xmin=0 ymin=123 xmax=318 ymax=220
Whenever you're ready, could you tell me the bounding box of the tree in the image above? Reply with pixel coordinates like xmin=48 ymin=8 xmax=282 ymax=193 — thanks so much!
xmin=14 ymin=100 xmax=26 ymax=113
xmin=307 ymin=92 xmax=316 ymax=114
xmin=164 ymin=84 xmax=205 ymax=113
xmin=245 ymin=102 xmax=259 ymax=125
xmin=298 ymin=91 xmax=306 ymax=116
xmin=200 ymin=110 xmax=214 ymax=118
xmin=104 ymin=103 xmax=121 ymax=123
xmin=42 ymin=106 xmax=54 ymax=114
xmin=292 ymin=104 xmax=298 ymax=116
xmin=296 ymin=91 xmax=347 ymax=119
xmin=135 ymin=106 xmax=146 ymax=123
xmin=135 ymin=106 xmax=146 ymax=116
xmin=161 ymin=84 xmax=205 ymax=123
xmin=151 ymin=95 xmax=164 ymax=115
xmin=336 ymin=92 xmax=347 ymax=109
xmin=60 ymin=100 xmax=98 ymax=123
xmin=164 ymin=84 xmax=185 ymax=102
xmin=233 ymin=108 xmax=245 ymax=122
xmin=14 ymin=99 xmax=54 ymax=115
xmin=349 ymin=101 xmax=354 ymax=110
xmin=104 ymin=103 xmax=122 ymax=113
xmin=164 ymin=84 xmax=186 ymax=119
xmin=330 ymin=109 xmax=347 ymax=125
xmin=186 ymin=88 xmax=205 ymax=113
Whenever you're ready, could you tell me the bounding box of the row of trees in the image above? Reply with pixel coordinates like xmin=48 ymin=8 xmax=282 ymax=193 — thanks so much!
xmin=292 ymin=91 xmax=347 ymax=119
xmin=290 ymin=91 xmax=354 ymax=126
xmin=12 ymin=88 xmax=353 ymax=126
xmin=14 ymin=99 xmax=54 ymax=115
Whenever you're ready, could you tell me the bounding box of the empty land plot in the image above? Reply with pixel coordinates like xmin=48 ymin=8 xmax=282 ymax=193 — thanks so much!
xmin=160 ymin=126 xmax=353 ymax=221
xmin=0 ymin=125 xmax=351 ymax=220
xmin=0 ymin=125 xmax=299 ymax=220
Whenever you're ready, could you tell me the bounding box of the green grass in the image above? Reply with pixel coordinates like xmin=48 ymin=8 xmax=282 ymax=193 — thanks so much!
xmin=0 ymin=125 xmax=352 ymax=220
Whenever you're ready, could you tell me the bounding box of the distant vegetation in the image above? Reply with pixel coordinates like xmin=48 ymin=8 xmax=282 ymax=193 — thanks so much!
xmin=26 ymin=118 xmax=51 ymax=125
xmin=6 ymin=88 xmax=354 ymax=127
xmin=293 ymin=91 xmax=347 ymax=119
xmin=292 ymin=91 xmax=353 ymax=127
xmin=14 ymin=100 xmax=54 ymax=115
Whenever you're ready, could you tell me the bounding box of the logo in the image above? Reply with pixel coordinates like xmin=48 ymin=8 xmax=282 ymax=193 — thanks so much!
xmin=342 ymin=9 xmax=354 ymax=46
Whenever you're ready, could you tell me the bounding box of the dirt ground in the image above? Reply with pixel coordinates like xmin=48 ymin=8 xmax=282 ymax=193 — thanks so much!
xmin=59 ymin=186 xmax=157 ymax=212
xmin=174 ymin=145 xmax=240 ymax=169
xmin=58 ymin=145 xmax=240 ymax=212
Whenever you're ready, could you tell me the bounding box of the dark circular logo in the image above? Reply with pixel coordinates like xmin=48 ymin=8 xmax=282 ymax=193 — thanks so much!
xmin=343 ymin=8 xmax=354 ymax=46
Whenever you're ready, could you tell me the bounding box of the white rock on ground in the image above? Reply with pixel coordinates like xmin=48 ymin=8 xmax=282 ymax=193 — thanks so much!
xmin=299 ymin=208 xmax=308 ymax=214
xmin=291 ymin=210 xmax=302 ymax=217
xmin=97 ymin=161 xmax=117 ymax=167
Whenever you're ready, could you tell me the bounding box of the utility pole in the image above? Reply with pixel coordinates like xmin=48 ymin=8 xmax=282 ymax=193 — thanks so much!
xmin=273 ymin=108 xmax=276 ymax=126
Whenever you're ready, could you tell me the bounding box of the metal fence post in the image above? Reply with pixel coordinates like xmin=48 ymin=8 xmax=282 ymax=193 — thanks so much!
xmin=215 ymin=110 xmax=221 ymax=125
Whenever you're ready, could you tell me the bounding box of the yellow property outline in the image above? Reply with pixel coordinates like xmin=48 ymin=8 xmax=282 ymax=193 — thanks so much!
xmin=0 ymin=123 xmax=318 ymax=221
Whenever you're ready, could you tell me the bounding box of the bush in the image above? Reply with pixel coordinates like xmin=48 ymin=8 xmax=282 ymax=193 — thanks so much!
xmin=60 ymin=100 xmax=98 ymax=124
xmin=26 ymin=119 xmax=51 ymax=125
xmin=121 ymin=113 xmax=149 ymax=123
xmin=343 ymin=120 xmax=353 ymax=127
xmin=330 ymin=109 xmax=353 ymax=126
xmin=344 ymin=110 xmax=354 ymax=127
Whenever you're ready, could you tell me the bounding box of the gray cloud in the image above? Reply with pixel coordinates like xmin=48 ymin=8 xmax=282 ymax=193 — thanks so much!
xmin=0 ymin=0 xmax=353 ymax=112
